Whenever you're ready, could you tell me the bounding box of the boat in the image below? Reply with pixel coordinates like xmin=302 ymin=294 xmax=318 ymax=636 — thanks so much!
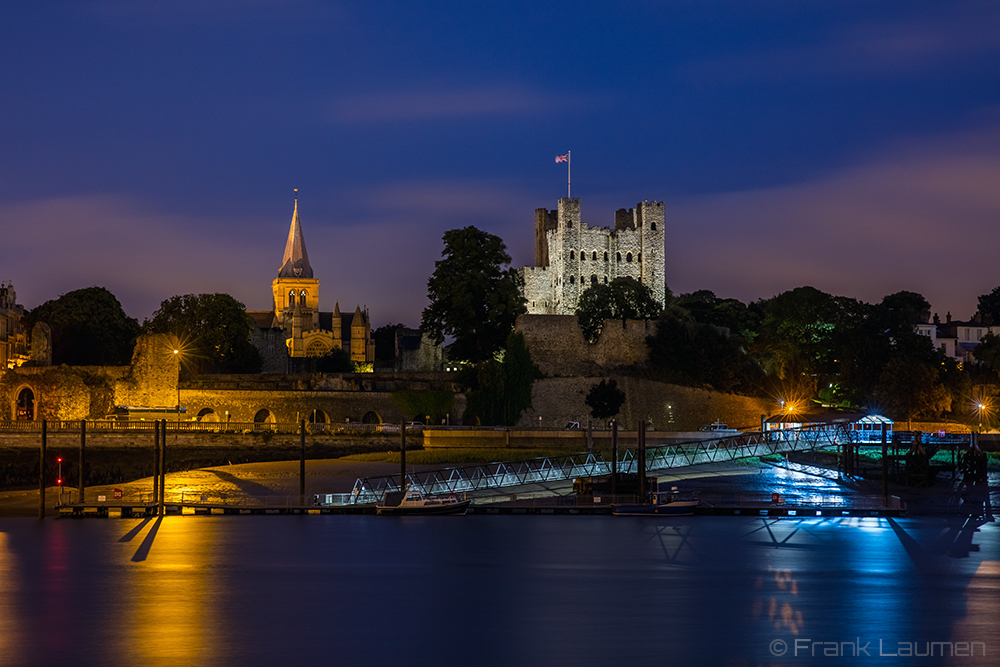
xmin=612 ymin=488 xmax=699 ymax=517
xmin=376 ymin=486 xmax=471 ymax=516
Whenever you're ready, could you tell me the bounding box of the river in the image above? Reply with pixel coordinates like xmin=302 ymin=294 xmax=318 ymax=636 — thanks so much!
xmin=0 ymin=514 xmax=996 ymax=666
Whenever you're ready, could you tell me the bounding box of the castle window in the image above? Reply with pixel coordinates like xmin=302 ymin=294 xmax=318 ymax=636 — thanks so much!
xmin=592 ymin=251 xmax=597 ymax=260
xmin=569 ymin=275 xmax=575 ymax=284
xmin=651 ymin=222 xmax=657 ymax=231
xmin=581 ymin=275 xmax=585 ymax=284
xmin=617 ymin=252 xmax=621 ymax=262
xmin=570 ymin=250 xmax=575 ymax=260
xmin=580 ymin=252 xmax=585 ymax=262
xmin=591 ymin=274 xmax=598 ymax=285
xmin=626 ymin=252 xmax=633 ymax=263
xmin=567 ymin=220 xmax=572 ymax=229
xmin=603 ymin=276 xmax=608 ymax=284
xmin=638 ymin=253 xmax=642 ymax=262
xmin=604 ymin=252 xmax=608 ymax=261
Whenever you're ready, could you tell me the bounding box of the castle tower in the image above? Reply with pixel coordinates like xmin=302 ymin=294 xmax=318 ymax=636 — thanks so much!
xmin=272 ymin=199 xmax=320 ymax=330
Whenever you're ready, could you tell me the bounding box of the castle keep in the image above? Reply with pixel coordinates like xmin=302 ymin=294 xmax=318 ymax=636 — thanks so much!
xmin=519 ymin=198 xmax=665 ymax=314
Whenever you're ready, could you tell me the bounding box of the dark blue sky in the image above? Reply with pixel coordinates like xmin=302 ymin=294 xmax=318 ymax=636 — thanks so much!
xmin=2 ymin=0 xmax=998 ymax=327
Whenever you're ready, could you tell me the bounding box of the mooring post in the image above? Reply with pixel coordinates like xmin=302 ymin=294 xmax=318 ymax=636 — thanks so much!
xmin=79 ymin=419 xmax=86 ymax=504
xmin=299 ymin=419 xmax=306 ymax=507
xmin=39 ymin=419 xmax=47 ymax=519
xmin=611 ymin=419 xmax=618 ymax=497
xmin=158 ymin=419 xmax=166 ymax=517
xmin=153 ymin=420 xmax=160 ymax=507
xmin=637 ymin=421 xmax=646 ymax=502
xmin=881 ymin=426 xmax=888 ymax=505
xmin=400 ymin=418 xmax=406 ymax=491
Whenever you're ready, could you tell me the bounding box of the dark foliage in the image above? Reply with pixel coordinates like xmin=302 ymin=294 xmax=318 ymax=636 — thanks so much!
xmin=585 ymin=379 xmax=626 ymax=421
xmin=464 ymin=332 xmax=543 ymax=426
xmin=26 ymin=286 xmax=140 ymax=366
xmin=575 ymin=277 xmax=662 ymax=342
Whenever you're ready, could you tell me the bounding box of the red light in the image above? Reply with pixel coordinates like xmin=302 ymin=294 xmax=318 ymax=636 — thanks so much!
xmin=56 ymin=478 xmax=62 ymax=485
xmin=56 ymin=457 xmax=62 ymax=463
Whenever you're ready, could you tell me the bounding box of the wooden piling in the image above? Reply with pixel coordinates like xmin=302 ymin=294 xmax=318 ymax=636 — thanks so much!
xmin=299 ymin=419 xmax=306 ymax=506
xmin=79 ymin=419 xmax=86 ymax=504
xmin=400 ymin=419 xmax=406 ymax=490
xmin=611 ymin=419 xmax=618 ymax=496
xmin=158 ymin=420 xmax=166 ymax=517
xmin=153 ymin=420 xmax=160 ymax=506
xmin=38 ymin=420 xmax=47 ymax=519
xmin=637 ymin=421 xmax=646 ymax=501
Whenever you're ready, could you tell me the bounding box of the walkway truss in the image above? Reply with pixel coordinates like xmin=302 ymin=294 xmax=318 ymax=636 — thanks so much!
xmin=340 ymin=424 xmax=853 ymax=506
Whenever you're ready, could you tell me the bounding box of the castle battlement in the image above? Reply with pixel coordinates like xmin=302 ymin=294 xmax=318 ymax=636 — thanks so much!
xmin=522 ymin=198 xmax=665 ymax=315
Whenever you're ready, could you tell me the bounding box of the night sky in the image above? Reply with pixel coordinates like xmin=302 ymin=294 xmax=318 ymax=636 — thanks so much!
xmin=2 ymin=1 xmax=998 ymax=328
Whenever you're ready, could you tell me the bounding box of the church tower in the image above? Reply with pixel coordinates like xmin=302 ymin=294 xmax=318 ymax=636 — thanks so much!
xmin=272 ymin=199 xmax=321 ymax=330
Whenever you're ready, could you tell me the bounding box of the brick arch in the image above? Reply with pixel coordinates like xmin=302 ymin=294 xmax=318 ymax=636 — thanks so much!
xmin=14 ymin=384 xmax=35 ymax=421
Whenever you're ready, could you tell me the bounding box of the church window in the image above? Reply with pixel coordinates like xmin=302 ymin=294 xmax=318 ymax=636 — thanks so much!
xmin=300 ymin=290 xmax=307 ymax=298
xmin=626 ymin=252 xmax=633 ymax=263
xmin=604 ymin=251 xmax=609 ymax=261
xmin=288 ymin=290 xmax=296 ymax=306
xmin=569 ymin=275 xmax=575 ymax=284
xmin=592 ymin=251 xmax=597 ymax=260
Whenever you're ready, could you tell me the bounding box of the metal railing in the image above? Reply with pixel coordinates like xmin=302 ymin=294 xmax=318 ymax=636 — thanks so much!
xmin=332 ymin=424 xmax=856 ymax=506
xmin=0 ymin=419 xmax=420 ymax=435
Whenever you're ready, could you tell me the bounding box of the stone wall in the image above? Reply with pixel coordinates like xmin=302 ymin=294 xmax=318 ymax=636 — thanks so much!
xmin=516 ymin=314 xmax=654 ymax=377
xmin=519 ymin=376 xmax=774 ymax=432
xmin=0 ymin=333 xmax=179 ymax=421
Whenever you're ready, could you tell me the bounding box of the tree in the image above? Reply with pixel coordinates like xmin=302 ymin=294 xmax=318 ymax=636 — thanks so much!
xmin=977 ymin=286 xmax=1000 ymax=323
xmin=315 ymin=346 xmax=353 ymax=373
xmin=647 ymin=315 xmax=759 ymax=393
xmin=575 ymin=277 xmax=662 ymax=343
xmin=585 ymin=379 xmax=626 ymax=422
xmin=26 ymin=287 xmax=140 ymax=366
xmin=144 ymin=293 xmax=262 ymax=375
xmin=464 ymin=332 xmax=543 ymax=426
xmin=421 ymin=227 xmax=526 ymax=364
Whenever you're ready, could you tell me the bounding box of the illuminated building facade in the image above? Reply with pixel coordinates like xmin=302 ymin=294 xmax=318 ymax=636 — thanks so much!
xmin=248 ymin=200 xmax=375 ymax=372
xmin=0 ymin=282 xmax=28 ymax=370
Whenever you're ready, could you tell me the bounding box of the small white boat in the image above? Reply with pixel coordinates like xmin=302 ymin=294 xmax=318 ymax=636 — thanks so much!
xmin=376 ymin=486 xmax=470 ymax=516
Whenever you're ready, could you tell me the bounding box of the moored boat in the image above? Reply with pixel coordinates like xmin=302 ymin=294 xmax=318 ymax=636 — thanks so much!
xmin=376 ymin=486 xmax=470 ymax=516
xmin=612 ymin=488 xmax=699 ymax=516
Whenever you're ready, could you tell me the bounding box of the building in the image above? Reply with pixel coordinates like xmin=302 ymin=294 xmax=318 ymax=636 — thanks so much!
xmin=0 ymin=282 xmax=28 ymax=370
xmin=519 ymin=198 xmax=666 ymax=315
xmin=248 ymin=200 xmax=375 ymax=372
xmin=916 ymin=311 xmax=997 ymax=365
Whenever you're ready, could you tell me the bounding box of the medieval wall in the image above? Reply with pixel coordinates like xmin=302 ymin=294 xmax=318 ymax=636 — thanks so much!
xmin=518 ymin=376 xmax=774 ymax=432
xmin=0 ymin=333 xmax=179 ymax=421
xmin=516 ymin=314 xmax=654 ymax=377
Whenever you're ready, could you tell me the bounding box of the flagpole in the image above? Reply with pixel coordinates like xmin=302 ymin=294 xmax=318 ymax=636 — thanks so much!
xmin=567 ymin=151 xmax=571 ymax=199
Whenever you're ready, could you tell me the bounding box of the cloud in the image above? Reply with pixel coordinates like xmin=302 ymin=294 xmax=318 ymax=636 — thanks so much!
xmin=666 ymin=124 xmax=1000 ymax=318
xmin=329 ymin=86 xmax=586 ymax=123
xmin=677 ymin=2 xmax=1000 ymax=81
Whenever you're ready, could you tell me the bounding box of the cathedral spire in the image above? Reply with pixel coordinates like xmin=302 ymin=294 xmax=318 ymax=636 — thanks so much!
xmin=277 ymin=197 xmax=313 ymax=278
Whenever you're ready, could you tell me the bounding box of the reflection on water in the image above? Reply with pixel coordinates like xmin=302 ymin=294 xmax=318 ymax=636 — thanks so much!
xmin=0 ymin=514 xmax=995 ymax=666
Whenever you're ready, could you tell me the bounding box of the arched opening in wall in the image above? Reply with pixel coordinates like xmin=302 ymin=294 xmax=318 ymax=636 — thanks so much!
xmin=15 ymin=387 xmax=34 ymax=421
xmin=288 ymin=290 xmax=296 ymax=307
xmin=569 ymin=250 xmax=575 ymax=260
xmin=604 ymin=251 xmax=608 ymax=261
xmin=603 ymin=276 xmax=608 ymax=283
xmin=592 ymin=251 xmax=597 ymax=260
xmin=591 ymin=274 xmax=598 ymax=285
xmin=362 ymin=411 xmax=381 ymax=424
xmin=569 ymin=275 xmax=575 ymax=284
xmin=651 ymin=222 xmax=656 ymax=230
xmin=306 ymin=340 xmax=329 ymax=356
xmin=253 ymin=409 xmax=274 ymax=427
xmin=626 ymin=252 xmax=633 ymax=263
xmin=197 ymin=408 xmax=219 ymax=422
xmin=616 ymin=252 xmax=621 ymax=262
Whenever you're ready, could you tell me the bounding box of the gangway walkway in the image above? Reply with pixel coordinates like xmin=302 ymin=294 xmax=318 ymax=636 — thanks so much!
xmin=331 ymin=424 xmax=853 ymax=506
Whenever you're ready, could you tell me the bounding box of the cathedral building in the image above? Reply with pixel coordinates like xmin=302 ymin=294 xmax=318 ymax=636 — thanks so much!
xmin=520 ymin=198 xmax=666 ymax=315
xmin=248 ymin=200 xmax=375 ymax=372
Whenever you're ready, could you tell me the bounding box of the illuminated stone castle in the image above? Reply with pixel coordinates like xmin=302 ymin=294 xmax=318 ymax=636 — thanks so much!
xmin=519 ymin=198 xmax=665 ymax=315
xmin=248 ymin=200 xmax=375 ymax=372
xmin=0 ymin=282 xmax=28 ymax=370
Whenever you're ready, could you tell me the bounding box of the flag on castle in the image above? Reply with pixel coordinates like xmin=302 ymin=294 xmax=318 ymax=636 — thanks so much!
xmin=555 ymin=153 xmax=569 ymax=163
